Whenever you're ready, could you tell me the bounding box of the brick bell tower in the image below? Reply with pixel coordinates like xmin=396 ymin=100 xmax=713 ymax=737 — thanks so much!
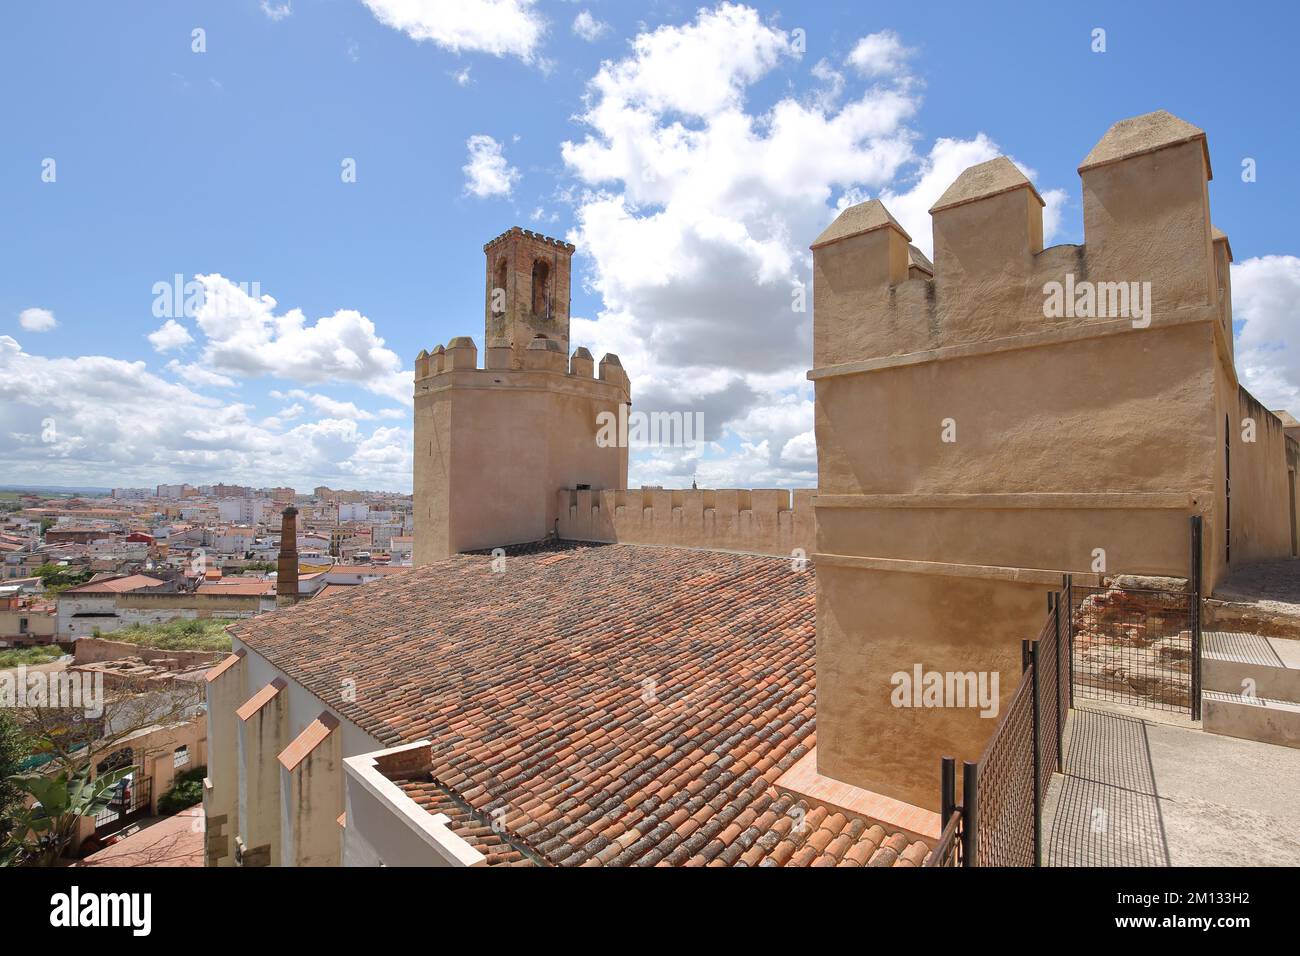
xmin=484 ymin=227 xmax=575 ymax=367
xmin=412 ymin=228 xmax=630 ymax=565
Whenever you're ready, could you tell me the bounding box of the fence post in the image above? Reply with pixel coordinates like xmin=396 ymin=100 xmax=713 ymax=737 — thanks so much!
xmin=1027 ymin=638 xmax=1041 ymax=867
xmin=1065 ymin=573 xmax=1074 ymax=709
xmin=1052 ymin=590 xmax=1063 ymax=772
xmin=940 ymin=755 xmax=955 ymax=828
xmin=961 ymin=759 xmax=978 ymax=868
xmin=1190 ymin=515 xmax=1203 ymax=721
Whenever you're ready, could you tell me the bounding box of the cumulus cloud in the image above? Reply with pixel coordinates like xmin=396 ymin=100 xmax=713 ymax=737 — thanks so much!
xmin=847 ymin=30 xmax=913 ymax=77
xmin=554 ymin=10 xmax=933 ymax=486
xmin=360 ymin=0 xmax=545 ymax=62
xmin=463 ymin=134 xmax=521 ymax=198
xmin=572 ymin=11 xmax=609 ymax=42
xmin=186 ymin=274 xmax=412 ymax=405
xmin=18 ymin=308 xmax=57 ymax=332
xmin=148 ymin=318 xmax=194 ymax=352
xmin=1232 ymin=255 xmax=1300 ymax=412
xmin=0 ymin=335 xmax=411 ymax=490
xmin=166 ymin=360 xmax=237 ymax=389
xmin=558 ymin=7 xmax=1070 ymax=488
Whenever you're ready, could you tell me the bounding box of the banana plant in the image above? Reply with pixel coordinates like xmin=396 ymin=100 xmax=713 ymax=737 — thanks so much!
xmin=3 ymin=764 xmax=137 ymax=866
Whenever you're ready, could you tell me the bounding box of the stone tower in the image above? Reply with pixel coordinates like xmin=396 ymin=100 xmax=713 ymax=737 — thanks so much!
xmin=413 ymin=229 xmax=630 ymax=565
xmin=483 ymin=227 xmax=575 ymax=367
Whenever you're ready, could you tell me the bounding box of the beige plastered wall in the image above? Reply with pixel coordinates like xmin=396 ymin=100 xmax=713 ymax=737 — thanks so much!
xmin=810 ymin=130 xmax=1296 ymax=810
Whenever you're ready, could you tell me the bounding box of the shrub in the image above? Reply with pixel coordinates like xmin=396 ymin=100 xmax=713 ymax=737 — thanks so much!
xmin=157 ymin=766 xmax=207 ymax=815
xmin=108 ymin=619 xmax=232 ymax=652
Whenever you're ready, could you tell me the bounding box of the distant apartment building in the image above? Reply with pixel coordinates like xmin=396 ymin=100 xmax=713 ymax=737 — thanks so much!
xmin=111 ymin=487 xmax=154 ymax=500
xmin=338 ymin=502 xmax=370 ymax=522
xmin=217 ymin=497 xmax=272 ymax=526
xmin=157 ymin=483 xmax=198 ymax=499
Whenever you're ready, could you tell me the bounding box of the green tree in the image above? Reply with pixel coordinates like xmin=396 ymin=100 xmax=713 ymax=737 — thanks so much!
xmin=0 ymin=713 xmax=26 ymax=846
xmin=3 ymin=764 xmax=135 ymax=866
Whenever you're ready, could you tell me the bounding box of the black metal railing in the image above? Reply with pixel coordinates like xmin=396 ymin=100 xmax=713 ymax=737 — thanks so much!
xmin=928 ymin=583 xmax=1069 ymax=867
xmin=928 ymin=516 xmax=1207 ymax=866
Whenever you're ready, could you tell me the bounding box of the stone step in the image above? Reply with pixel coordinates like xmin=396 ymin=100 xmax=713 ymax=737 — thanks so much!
xmin=1202 ymin=690 xmax=1300 ymax=749
xmin=1202 ymin=631 xmax=1300 ymax=702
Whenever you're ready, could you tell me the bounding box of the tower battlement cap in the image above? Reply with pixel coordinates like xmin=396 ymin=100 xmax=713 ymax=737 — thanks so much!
xmin=1078 ymin=109 xmax=1211 ymax=178
xmin=811 ymin=199 xmax=911 ymax=250
xmin=928 ymin=156 xmax=1044 ymax=214
xmin=484 ymin=226 xmax=575 ymax=253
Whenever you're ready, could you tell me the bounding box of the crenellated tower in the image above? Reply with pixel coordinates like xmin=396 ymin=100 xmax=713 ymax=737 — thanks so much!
xmin=413 ymin=229 xmax=630 ymax=565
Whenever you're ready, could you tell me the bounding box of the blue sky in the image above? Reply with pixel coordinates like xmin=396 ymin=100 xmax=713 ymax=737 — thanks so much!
xmin=3 ymin=0 xmax=1299 ymax=492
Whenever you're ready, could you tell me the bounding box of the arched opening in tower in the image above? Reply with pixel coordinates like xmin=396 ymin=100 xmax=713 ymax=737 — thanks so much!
xmin=531 ymin=258 xmax=551 ymax=318
xmin=493 ymin=258 xmax=508 ymax=315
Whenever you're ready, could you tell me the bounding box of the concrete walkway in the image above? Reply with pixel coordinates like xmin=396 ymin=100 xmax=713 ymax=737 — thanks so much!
xmin=1042 ymin=702 xmax=1300 ymax=866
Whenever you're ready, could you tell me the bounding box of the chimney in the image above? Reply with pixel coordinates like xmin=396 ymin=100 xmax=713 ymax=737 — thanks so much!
xmin=277 ymin=506 xmax=299 ymax=607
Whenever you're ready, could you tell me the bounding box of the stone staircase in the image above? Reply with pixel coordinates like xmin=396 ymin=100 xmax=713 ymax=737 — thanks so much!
xmin=1201 ymin=629 xmax=1300 ymax=749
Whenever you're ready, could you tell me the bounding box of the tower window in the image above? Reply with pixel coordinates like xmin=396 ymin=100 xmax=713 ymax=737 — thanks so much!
xmin=492 ymin=258 xmax=508 ymax=315
xmin=531 ymin=259 xmax=551 ymax=319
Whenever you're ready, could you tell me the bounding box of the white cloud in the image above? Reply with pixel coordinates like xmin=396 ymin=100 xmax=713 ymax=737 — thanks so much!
xmin=847 ymin=29 xmax=912 ymax=77
xmin=186 ymin=274 xmax=412 ymax=406
xmin=560 ymin=6 xmax=922 ymax=486
xmin=1232 ymin=255 xmax=1300 ymax=412
xmin=276 ymin=388 xmax=405 ymax=421
xmin=572 ymin=10 xmax=609 ymax=42
xmin=462 ymin=134 xmax=520 ymax=198
xmin=18 ymin=308 xmax=57 ymax=332
xmin=166 ymin=360 xmax=237 ymax=389
xmin=449 ymin=65 xmax=472 ymax=86
xmin=0 ymin=335 xmax=412 ymax=491
xmin=359 ymin=0 xmax=545 ymax=62
xmin=147 ymin=318 xmax=194 ymax=352
xmin=559 ymin=7 xmax=1071 ymax=488
xmin=260 ymin=1 xmax=292 ymax=21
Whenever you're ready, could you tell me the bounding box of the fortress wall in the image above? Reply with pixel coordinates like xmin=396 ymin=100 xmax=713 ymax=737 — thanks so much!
xmin=556 ymin=487 xmax=815 ymax=558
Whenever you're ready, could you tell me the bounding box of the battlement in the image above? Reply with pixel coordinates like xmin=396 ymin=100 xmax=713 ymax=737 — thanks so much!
xmin=557 ymin=486 xmax=815 ymax=558
xmin=413 ymin=337 xmax=630 ymax=400
xmin=811 ymin=110 xmax=1225 ymax=372
xmin=483 ymin=225 xmax=575 ymax=254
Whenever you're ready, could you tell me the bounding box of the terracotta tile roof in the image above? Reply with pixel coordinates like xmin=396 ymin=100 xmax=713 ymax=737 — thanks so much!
xmin=231 ymin=541 xmax=929 ymax=867
xmin=63 ymin=573 xmax=168 ymax=594
xmin=394 ymin=776 xmax=539 ymax=867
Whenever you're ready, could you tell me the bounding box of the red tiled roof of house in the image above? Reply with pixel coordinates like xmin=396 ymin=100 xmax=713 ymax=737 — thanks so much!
xmin=394 ymin=777 xmax=539 ymax=867
xmin=230 ymin=542 xmax=930 ymax=867
xmin=63 ymin=573 xmax=168 ymax=594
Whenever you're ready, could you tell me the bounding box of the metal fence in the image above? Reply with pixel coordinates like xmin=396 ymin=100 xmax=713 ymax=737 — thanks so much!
xmin=1068 ymin=517 xmax=1203 ymax=719
xmin=928 ymin=588 xmax=1069 ymax=867
xmin=928 ymin=517 xmax=1207 ymax=866
xmin=1068 ymin=584 xmax=1197 ymax=714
